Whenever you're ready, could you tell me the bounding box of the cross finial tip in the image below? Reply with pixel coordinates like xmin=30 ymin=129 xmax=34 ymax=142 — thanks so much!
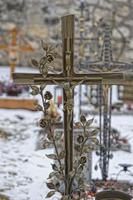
xmin=61 ymin=14 xmax=75 ymax=21
xmin=61 ymin=15 xmax=75 ymax=39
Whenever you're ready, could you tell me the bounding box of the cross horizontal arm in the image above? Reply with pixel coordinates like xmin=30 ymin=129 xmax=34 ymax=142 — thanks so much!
xmin=13 ymin=72 xmax=133 ymax=85
xmin=18 ymin=46 xmax=34 ymax=51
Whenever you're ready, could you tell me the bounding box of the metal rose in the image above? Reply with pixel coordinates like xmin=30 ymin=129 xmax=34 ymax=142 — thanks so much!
xmin=47 ymin=54 xmax=54 ymax=63
xmin=39 ymin=118 xmax=48 ymax=128
xmin=44 ymin=91 xmax=53 ymax=100
xmin=80 ymin=156 xmax=87 ymax=164
xmin=77 ymin=135 xmax=84 ymax=144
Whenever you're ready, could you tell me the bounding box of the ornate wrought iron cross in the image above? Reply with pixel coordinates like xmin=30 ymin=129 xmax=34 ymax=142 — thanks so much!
xmin=89 ymin=23 xmax=133 ymax=181
xmin=13 ymin=15 xmax=133 ymax=194
xmin=77 ymin=0 xmax=99 ymax=118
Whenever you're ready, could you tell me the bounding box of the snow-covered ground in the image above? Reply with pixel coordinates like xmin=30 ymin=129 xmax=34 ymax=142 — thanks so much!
xmin=92 ymin=115 xmax=133 ymax=182
xmin=0 ymin=109 xmax=133 ymax=200
xmin=0 ymin=109 xmax=61 ymax=200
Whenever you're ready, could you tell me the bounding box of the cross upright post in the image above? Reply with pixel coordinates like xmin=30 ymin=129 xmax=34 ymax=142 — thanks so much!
xmin=61 ymin=15 xmax=75 ymax=193
xmin=13 ymin=15 xmax=133 ymax=195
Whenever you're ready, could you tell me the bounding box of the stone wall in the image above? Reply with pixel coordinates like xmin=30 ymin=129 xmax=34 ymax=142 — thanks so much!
xmin=0 ymin=0 xmax=132 ymax=67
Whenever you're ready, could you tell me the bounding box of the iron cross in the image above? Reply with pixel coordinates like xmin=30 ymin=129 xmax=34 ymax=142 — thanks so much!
xmin=13 ymin=15 xmax=133 ymax=195
xmin=89 ymin=23 xmax=133 ymax=180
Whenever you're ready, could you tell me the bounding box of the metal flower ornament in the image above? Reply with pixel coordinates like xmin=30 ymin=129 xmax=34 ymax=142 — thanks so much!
xmin=30 ymin=42 xmax=99 ymax=199
xmin=31 ymin=41 xmax=59 ymax=77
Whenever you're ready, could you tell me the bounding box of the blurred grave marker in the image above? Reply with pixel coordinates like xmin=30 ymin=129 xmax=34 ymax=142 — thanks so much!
xmin=0 ymin=27 xmax=34 ymax=79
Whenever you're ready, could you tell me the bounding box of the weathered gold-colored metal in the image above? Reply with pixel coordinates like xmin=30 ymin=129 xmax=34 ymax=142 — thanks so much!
xmin=13 ymin=15 xmax=133 ymax=195
xmin=13 ymin=72 xmax=133 ymax=85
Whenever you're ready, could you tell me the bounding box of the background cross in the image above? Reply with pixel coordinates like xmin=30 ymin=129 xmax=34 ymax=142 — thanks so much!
xmin=88 ymin=24 xmax=133 ymax=73
xmin=0 ymin=27 xmax=34 ymax=79
xmin=88 ymin=23 xmax=133 ymax=180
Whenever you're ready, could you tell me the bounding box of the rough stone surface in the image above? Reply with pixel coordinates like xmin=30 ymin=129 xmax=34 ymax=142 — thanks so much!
xmin=0 ymin=0 xmax=132 ymax=67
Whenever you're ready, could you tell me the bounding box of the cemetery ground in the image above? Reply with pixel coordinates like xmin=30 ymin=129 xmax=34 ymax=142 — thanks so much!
xmin=0 ymin=108 xmax=133 ymax=200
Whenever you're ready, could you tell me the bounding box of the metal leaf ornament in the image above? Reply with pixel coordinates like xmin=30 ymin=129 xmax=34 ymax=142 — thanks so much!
xmin=31 ymin=41 xmax=59 ymax=78
xmin=30 ymin=85 xmax=65 ymax=198
xmin=30 ymin=83 xmax=99 ymax=198
xmin=71 ymin=115 xmax=99 ymax=196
